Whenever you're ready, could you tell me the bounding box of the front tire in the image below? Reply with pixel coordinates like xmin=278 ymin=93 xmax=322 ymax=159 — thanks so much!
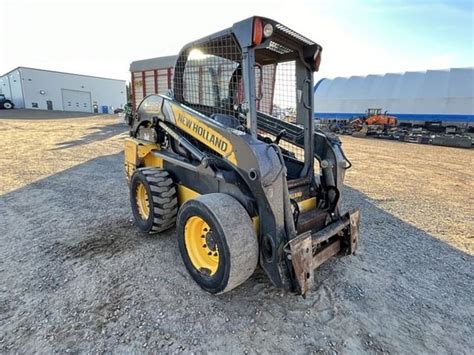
xmin=177 ymin=193 xmax=258 ymax=294
xmin=130 ymin=168 xmax=178 ymax=233
xmin=2 ymin=102 xmax=13 ymax=110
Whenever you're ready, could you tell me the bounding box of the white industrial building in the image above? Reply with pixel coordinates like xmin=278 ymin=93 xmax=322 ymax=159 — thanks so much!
xmin=314 ymin=67 xmax=474 ymax=125
xmin=0 ymin=67 xmax=127 ymax=113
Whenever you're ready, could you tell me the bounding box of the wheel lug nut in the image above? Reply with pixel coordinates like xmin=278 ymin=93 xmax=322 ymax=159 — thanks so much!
xmin=202 ymin=244 xmax=207 ymax=248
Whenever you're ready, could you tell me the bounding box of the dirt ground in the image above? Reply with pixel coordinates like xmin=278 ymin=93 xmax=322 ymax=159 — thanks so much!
xmin=0 ymin=111 xmax=473 ymax=353
xmin=340 ymin=136 xmax=474 ymax=254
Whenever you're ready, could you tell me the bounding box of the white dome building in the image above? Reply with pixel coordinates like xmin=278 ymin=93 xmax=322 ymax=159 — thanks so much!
xmin=314 ymin=67 xmax=474 ymax=126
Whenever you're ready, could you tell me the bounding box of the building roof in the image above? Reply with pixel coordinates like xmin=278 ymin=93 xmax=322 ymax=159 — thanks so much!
xmin=313 ymin=67 xmax=474 ymax=119
xmin=129 ymin=55 xmax=178 ymax=72
xmin=0 ymin=66 xmax=125 ymax=82
xmin=315 ymin=67 xmax=474 ymax=98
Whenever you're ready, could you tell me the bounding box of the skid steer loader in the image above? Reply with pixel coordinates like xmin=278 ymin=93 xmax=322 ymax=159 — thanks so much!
xmin=125 ymin=16 xmax=360 ymax=295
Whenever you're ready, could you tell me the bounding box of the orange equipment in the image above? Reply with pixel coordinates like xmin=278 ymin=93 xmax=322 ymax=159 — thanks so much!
xmin=350 ymin=109 xmax=398 ymax=137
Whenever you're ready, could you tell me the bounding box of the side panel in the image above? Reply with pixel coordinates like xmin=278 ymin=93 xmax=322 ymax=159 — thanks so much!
xmin=170 ymin=104 xmax=238 ymax=164
xmin=176 ymin=185 xmax=200 ymax=205
xmin=124 ymin=138 xmax=162 ymax=181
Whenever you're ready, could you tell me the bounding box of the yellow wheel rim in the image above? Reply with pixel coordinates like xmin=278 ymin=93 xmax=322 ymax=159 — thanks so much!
xmin=135 ymin=182 xmax=150 ymax=220
xmin=184 ymin=216 xmax=219 ymax=276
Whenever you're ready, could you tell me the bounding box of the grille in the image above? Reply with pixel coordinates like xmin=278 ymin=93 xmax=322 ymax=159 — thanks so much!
xmin=275 ymin=23 xmax=315 ymax=45
xmin=258 ymin=60 xmax=304 ymax=161
xmin=267 ymin=41 xmax=293 ymax=55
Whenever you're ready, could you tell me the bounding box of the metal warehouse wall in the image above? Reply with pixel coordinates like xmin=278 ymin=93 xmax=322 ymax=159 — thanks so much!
xmin=20 ymin=68 xmax=126 ymax=112
xmin=0 ymin=70 xmax=24 ymax=108
xmin=314 ymin=67 xmax=474 ymax=123
xmin=1 ymin=67 xmax=126 ymax=113
xmin=130 ymin=55 xmax=178 ymax=110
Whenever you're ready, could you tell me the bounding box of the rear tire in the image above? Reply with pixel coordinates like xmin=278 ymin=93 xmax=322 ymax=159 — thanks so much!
xmin=177 ymin=193 xmax=258 ymax=294
xmin=130 ymin=168 xmax=178 ymax=233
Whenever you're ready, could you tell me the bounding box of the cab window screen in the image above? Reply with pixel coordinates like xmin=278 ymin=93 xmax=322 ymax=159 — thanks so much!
xmin=183 ymin=53 xmax=239 ymax=107
xmin=178 ymin=35 xmax=243 ymax=118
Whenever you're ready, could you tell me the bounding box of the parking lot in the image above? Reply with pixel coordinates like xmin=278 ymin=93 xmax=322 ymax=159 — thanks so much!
xmin=0 ymin=111 xmax=472 ymax=353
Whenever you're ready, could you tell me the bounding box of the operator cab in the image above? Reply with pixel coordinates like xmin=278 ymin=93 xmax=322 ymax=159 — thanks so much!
xmin=173 ymin=16 xmax=322 ymax=181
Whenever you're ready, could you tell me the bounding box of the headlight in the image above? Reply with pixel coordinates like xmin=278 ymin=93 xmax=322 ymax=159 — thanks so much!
xmin=263 ymin=23 xmax=273 ymax=38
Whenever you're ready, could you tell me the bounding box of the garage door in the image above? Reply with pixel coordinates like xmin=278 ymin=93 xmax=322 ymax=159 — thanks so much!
xmin=61 ymin=89 xmax=92 ymax=112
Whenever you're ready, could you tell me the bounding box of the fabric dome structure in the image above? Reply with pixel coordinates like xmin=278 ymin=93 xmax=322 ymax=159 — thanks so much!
xmin=313 ymin=67 xmax=474 ymax=124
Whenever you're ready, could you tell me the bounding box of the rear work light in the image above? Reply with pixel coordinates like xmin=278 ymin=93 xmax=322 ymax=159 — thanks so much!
xmin=263 ymin=23 xmax=273 ymax=37
xmin=253 ymin=17 xmax=263 ymax=46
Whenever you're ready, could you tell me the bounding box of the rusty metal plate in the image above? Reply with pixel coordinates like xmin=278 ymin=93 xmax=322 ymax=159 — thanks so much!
xmin=313 ymin=240 xmax=341 ymax=269
xmin=288 ymin=231 xmax=313 ymax=295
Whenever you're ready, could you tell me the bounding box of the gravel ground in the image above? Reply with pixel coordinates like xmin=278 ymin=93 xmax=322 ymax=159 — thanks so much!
xmin=0 ymin=113 xmax=473 ymax=353
xmin=340 ymin=136 xmax=473 ymax=254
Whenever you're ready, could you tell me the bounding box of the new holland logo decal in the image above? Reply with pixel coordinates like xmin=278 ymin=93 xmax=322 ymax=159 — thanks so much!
xmin=171 ymin=105 xmax=237 ymax=164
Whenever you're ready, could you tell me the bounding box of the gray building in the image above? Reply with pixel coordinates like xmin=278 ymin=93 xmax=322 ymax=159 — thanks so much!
xmin=0 ymin=67 xmax=127 ymax=113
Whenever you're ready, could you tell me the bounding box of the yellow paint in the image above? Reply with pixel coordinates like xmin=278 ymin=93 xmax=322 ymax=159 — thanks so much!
xmin=136 ymin=143 xmax=158 ymax=158
xmin=124 ymin=138 xmax=162 ymax=180
xmin=184 ymin=216 xmax=219 ymax=276
xmin=176 ymin=185 xmax=200 ymax=206
xmin=252 ymin=216 xmax=260 ymax=235
xmin=124 ymin=163 xmax=136 ymax=181
xmin=289 ymin=191 xmax=303 ymax=200
xmin=171 ymin=105 xmax=237 ymax=164
xmin=142 ymin=153 xmax=163 ymax=169
xmin=124 ymin=138 xmax=138 ymax=165
xmin=298 ymin=197 xmax=317 ymax=213
xmin=135 ymin=182 xmax=150 ymax=220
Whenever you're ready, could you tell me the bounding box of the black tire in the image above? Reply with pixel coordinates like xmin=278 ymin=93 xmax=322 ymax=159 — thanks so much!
xmin=177 ymin=193 xmax=258 ymax=294
xmin=130 ymin=168 xmax=178 ymax=233
xmin=2 ymin=102 xmax=13 ymax=110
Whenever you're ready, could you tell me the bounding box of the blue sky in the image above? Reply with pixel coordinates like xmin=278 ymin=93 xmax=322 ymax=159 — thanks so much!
xmin=328 ymin=0 xmax=473 ymax=68
xmin=0 ymin=0 xmax=472 ymax=81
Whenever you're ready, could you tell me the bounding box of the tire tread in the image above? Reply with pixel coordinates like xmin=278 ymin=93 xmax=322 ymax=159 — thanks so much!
xmin=136 ymin=168 xmax=178 ymax=233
